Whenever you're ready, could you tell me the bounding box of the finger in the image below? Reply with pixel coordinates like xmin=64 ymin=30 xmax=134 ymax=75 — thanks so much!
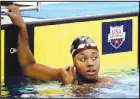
xmin=70 ymin=66 xmax=74 ymax=71
xmin=6 ymin=5 xmax=18 ymax=14
xmin=73 ymin=67 xmax=76 ymax=77
xmin=6 ymin=5 xmax=14 ymax=17
xmin=6 ymin=10 xmax=14 ymax=19
xmin=70 ymin=66 xmax=75 ymax=71
xmin=65 ymin=65 xmax=73 ymax=71
xmin=65 ymin=66 xmax=70 ymax=71
xmin=6 ymin=11 xmax=11 ymax=17
xmin=6 ymin=4 xmax=16 ymax=10
xmin=6 ymin=5 xmax=13 ymax=11
xmin=69 ymin=67 xmax=72 ymax=71
xmin=69 ymin=67 xmax=75 ymax=74
xmin=73 ymin=67 xmax=76 ymax=72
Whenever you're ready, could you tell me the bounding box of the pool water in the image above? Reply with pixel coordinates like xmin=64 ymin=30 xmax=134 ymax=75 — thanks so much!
xmin=21 ymin=2 xmax=139 ymax=19
xmin=1 ymin=69 xmax=139 ymax=98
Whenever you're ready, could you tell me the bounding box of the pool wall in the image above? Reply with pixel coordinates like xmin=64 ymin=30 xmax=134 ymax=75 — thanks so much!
xmin=1 ymin=11 xmax=139 ymax=85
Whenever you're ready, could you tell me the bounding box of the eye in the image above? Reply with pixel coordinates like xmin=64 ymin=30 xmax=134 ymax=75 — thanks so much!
xmin=80 ymin=57 xmax=86 ymax=62
xmin=92 ymin=56 xmax=97 ymax=60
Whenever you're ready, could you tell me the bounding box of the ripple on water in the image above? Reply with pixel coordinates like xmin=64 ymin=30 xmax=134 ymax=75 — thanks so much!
xmin=1 ymin=70 xmax=139 ymax=98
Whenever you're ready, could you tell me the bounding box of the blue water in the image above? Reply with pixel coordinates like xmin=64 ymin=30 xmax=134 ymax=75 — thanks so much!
xmin=21 ymin=2 xmax=139 ymax=19
xmin=1 ymin=70 xmax=139 ymax=98
xmin=1 ymin=2 xmax=139 ymax=98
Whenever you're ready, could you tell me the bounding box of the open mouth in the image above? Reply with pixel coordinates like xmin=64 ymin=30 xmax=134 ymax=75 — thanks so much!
xmin=86 ymin=70 xmax=96 ymax=76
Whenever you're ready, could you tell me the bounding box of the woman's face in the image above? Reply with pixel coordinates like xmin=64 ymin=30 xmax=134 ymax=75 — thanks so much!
xmin=73 ymin=49 xmax=100 ymax=80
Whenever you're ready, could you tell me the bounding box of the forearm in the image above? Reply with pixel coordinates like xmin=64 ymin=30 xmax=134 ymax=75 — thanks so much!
xmin=23 ymin=63 xmax=61 ymax=81
xmin=7 ymin=5 xmax=62 ymax=82
xmin=17 ymin=25 xmax=36 ymax=68
xmin=17 ymin=26 xmax=62 ymax=81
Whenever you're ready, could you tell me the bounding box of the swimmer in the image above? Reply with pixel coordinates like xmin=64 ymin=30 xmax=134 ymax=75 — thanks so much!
xmin=6 ymin=5 xmax=113 ymax=85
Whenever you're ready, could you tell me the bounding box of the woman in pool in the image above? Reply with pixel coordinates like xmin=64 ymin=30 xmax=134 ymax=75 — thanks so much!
xmin=6 ymin=5 xmax=112 ymax=85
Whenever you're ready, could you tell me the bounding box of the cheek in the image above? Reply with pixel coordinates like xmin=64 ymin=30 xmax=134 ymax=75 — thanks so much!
xmin=96 ymin=58 xmax=100 ymax=71
xmin=96 ymin=56 xmax=100 ymax=65
xmin=74 ymin=62 xmax=86 ymax=73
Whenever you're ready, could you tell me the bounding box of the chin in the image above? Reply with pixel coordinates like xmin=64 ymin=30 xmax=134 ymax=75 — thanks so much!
xmin=83 ymin=76 xmax=98 ymax=83
xmin=86 ymin=76 xmax=97 ymax=80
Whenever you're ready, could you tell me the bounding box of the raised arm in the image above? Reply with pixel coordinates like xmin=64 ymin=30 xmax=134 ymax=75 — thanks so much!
xmin=6 ymin=5 xmax=61 ymax=81
xmin=6 ymin=5 xmax=76 ymax=84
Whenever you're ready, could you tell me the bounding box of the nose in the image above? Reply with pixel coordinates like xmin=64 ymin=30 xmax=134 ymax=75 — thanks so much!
xmin=87 ymin=59 xmax=94 ymax=68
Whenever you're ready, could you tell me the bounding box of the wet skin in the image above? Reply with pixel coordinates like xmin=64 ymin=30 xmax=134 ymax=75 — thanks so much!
xmin=73 ymin=49 xmax=100 ymax=83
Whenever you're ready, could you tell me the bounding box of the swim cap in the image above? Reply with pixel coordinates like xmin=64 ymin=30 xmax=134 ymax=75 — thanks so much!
xmin=70 ymin=36 xmax=98 ymax=57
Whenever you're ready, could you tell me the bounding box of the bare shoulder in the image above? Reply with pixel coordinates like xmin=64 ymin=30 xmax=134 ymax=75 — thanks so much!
xmin=98 ymin=76 xmax=113 ymax=84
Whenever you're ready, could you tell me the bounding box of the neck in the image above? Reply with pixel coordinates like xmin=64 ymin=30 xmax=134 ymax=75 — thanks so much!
xmin=75 ymin=72 xmax=99 ymax=85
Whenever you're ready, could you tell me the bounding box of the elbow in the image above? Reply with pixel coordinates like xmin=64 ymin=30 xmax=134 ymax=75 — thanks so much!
xmin=19 ymin=60 xmax=36 ymax=77
xmin=21 ymin=64 xmax=40 ymax=80
xmin=19 ymin=58 xmax=36 ymax=69
xmin=21 ymin=63 xmax=48 ymax=81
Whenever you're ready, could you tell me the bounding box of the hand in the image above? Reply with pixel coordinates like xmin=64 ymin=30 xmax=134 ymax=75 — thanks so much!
xmin=59 ymin=66 xmax=76 ymax=85
xmin=6 ymin=5 xmax=26 ymax=28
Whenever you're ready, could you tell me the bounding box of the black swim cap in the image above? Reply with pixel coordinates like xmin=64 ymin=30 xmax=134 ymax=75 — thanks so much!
xmin=70 ymin=36 xmax=98 ymax=57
